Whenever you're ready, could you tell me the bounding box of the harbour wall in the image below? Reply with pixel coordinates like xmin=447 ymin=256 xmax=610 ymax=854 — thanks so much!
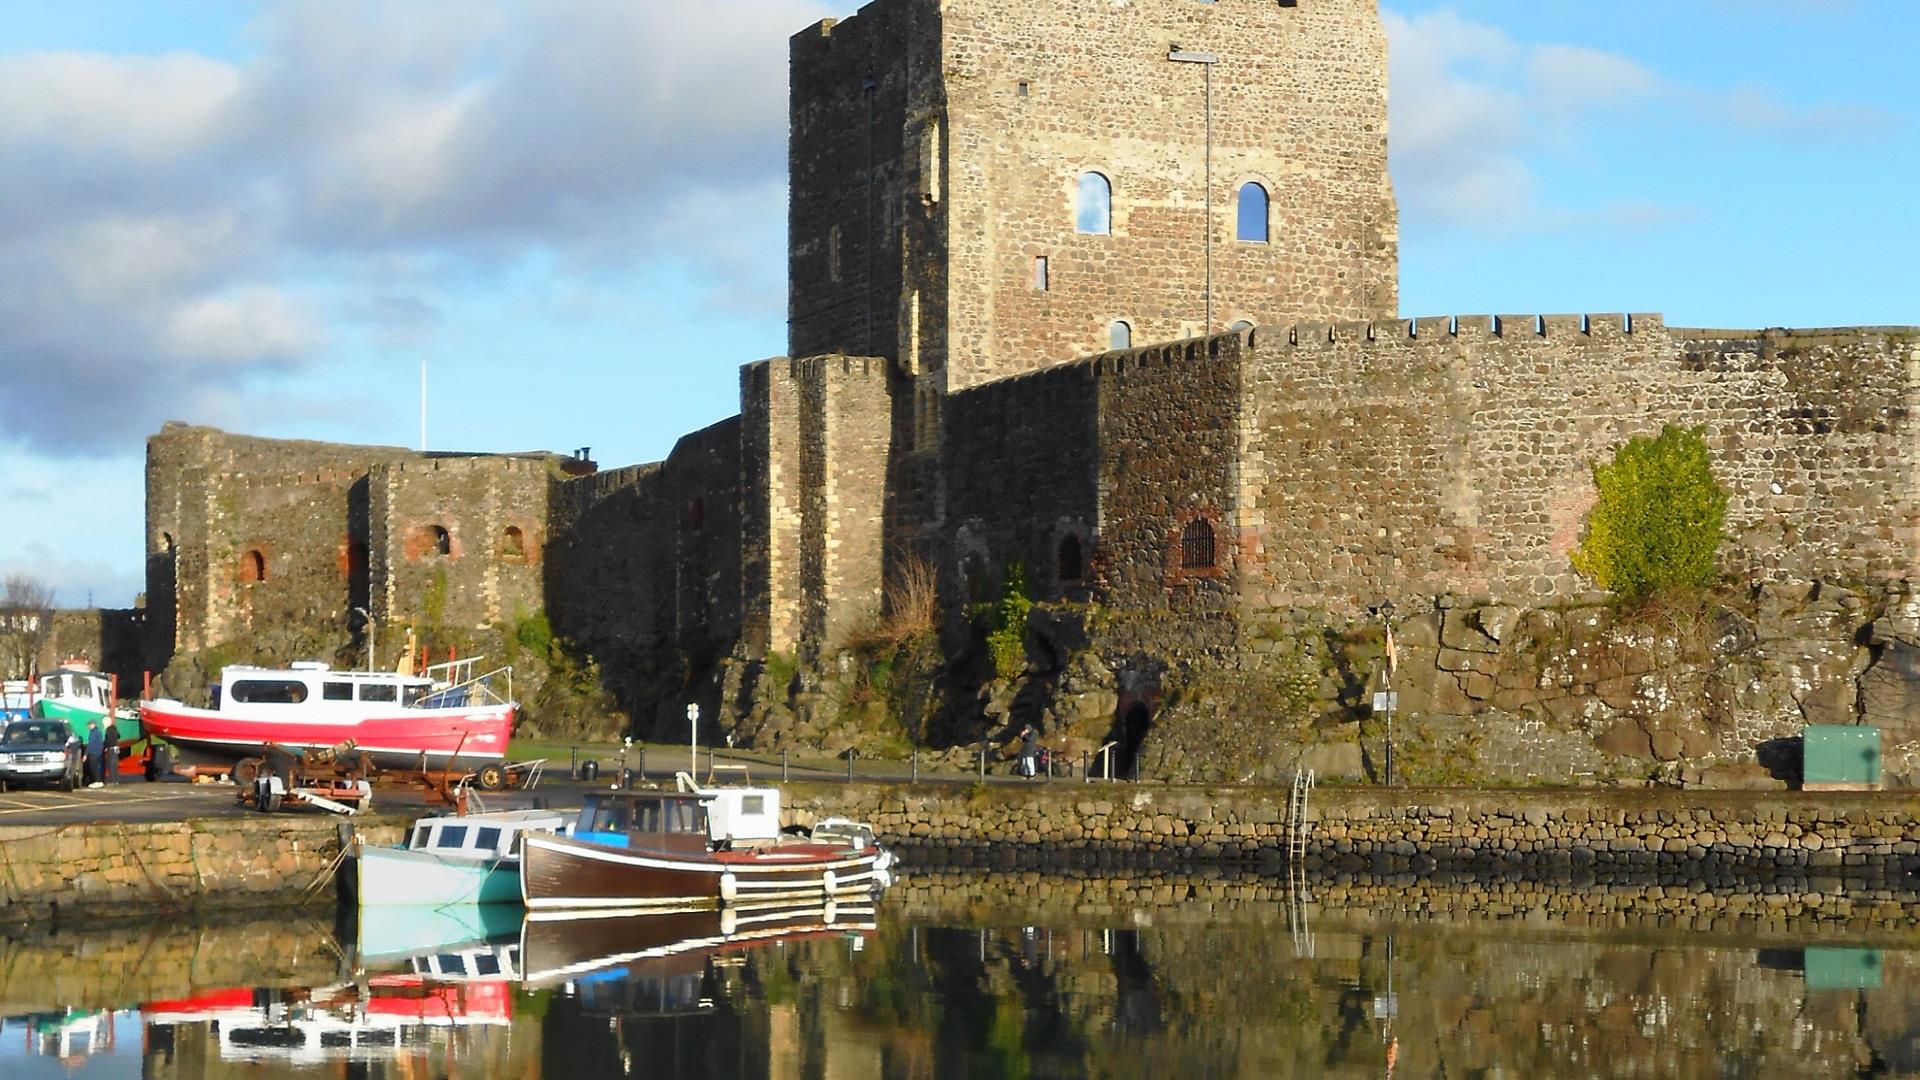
xmin=0 ymin=815 xmax=407 ymax=927
xmin=783 ymin=782 xmax=1920 ymax=881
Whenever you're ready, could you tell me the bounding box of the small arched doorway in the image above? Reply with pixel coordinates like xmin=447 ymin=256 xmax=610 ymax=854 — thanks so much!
xmin=1118 ymin=702 xmax=1152 ymax=779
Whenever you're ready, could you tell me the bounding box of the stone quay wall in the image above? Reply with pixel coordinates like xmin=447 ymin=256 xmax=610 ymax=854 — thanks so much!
xmin=783 ymin=782 xmax=1920 ymax=880
xmin=0 ymin=814 xmax=406 ymax=927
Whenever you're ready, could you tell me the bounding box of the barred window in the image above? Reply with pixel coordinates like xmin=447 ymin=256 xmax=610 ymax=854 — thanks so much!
xmin=1180 ymin=518 xmax=1216 ymax=570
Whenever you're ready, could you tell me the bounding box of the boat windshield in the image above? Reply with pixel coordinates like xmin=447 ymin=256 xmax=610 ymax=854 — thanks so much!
xmin=576 ymin=799 xmax=631 ymax=835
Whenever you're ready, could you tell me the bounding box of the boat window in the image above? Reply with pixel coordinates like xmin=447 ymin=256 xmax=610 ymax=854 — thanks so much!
xmin=410 ymin=825 xmax=428 ymax=849
xmin=474 ymin=826 xmax=501 ymax=853
xmin=436 ymin=825 xmax=469 ymax=849
xmin=582 ymin=800 xmax=630 ymax=834
xmin=635 ymin=801 xmax=661 ymax=833
xmin=359 ymin=683 xmax=397 ymax=702
xmin=322 ymin=682 xmax=354 ymax=701
xmin=229 ymin=680 xmax=309 ymax=705
xmin=96 ymin=685 xmax=110 ymax=707
xmin=42 ymin=675 xmax=62 ymax=698
xmin=403 ymin=685 xmax=428 ymax=706
xmin=437 ymin=954 xmax=467 ymax=976
xmin=741 ymin=794 xmax=765 ymax=816
xmin=474 ymin=953 xmax=501 ymax=977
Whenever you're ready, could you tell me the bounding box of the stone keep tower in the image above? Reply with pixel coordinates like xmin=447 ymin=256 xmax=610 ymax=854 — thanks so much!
xmin=788 ymin=0 xmax=1399 ymax=390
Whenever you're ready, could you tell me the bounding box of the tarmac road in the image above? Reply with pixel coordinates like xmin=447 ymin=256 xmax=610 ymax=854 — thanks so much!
xmin=0 ymin=774 xmax=592 ymax=827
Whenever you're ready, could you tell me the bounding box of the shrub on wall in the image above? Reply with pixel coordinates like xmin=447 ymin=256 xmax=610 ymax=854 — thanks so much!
xmin=1572 ymin=425 xmax=1728 ymax=602
xmin=986 ymin=562 xmax=1032 ymax=681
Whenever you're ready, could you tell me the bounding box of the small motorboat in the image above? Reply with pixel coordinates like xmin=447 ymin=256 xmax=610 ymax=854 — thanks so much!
xmin=520 ymin=779 xmax=892 ymax=914
xmin=140 ymin=659 xmax=514 ymax=778
xmin=356 ymin=808 xmax=569 ymax=907
xmin=33 ymin=663 xmax=139 ymax=742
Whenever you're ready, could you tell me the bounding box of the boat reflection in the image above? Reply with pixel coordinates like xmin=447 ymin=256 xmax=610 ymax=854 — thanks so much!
xmin=521 ymin=898 xmax=877 ymax=989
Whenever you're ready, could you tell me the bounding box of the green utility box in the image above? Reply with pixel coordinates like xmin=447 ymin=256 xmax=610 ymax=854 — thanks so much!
xmin=1804 ymin=948 xmax=1883 ymax=991
xmin=1802 ymin=725 xmax=1881 ymax=791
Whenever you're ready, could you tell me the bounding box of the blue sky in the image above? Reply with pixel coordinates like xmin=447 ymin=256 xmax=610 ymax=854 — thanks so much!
xmin=0 ymin=1 xmax=1913 ymax=607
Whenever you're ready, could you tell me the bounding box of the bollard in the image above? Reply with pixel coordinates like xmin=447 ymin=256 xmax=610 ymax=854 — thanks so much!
xmin=979 ymin=747 xmax=986 ymax=780
xmin=621 ymin=768 xmax=635 ymax=790
xmin=638 ymin=747 xmax=646 ymax=781
xmin=1082 ymin=751 xmax=1089 ymax=784
xmin=782 ymin=750 xmax=789 ymax=782
xmin=709 ymin=747 xmax=716 ymax=779
xmin=580 ymin=759 xmax=599 ymax=783
xmin=569 ymin=745 xmax=578 ymax=778
xmin=911 ymin=750 xmax=918 ymax=782
xmin=847 ymin=750 xmax=855 ymax=783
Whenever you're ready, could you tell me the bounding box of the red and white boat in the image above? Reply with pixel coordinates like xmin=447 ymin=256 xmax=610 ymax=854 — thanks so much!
xmin=140 ymin=659 xmax=514 ymax=776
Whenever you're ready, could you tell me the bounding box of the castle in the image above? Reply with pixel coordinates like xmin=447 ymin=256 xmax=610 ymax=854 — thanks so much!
xmin=142 ymin=0 xmax=1920 ymax=778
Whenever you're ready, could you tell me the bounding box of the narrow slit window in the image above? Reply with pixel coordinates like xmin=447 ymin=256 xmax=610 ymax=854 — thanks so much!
xmin=1077 ymin=172 xmax=1112 ymax=235
xmin=1033 ymin=256 xmax=1049 ymax=291
xmin=1237 ymin=182 xmax=1270 ymax=243
xmin=1058 ymin=535 xmax=1084 ymax=583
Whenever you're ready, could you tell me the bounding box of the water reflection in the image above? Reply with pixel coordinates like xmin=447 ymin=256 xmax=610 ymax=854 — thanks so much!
xmin=4 ymin=875 xmax=1920 ymax=1077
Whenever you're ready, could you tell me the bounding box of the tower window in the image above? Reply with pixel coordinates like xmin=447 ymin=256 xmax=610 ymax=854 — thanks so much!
xmin=687 ymin=500 xmax=705 ymax=531
xmin=828 ymin=225 xmax=842 ymax=283
xmin=1057 ymin=535 xmax=1084 ymax=583
xmin=1180 ymin=519 xmax=1216 ymax=570
xmin=429 ymin=525 xmax=451 ymax=556
xmin=1108 ymin=320 xmax=1132 ymax=351
xmin=239 ymin=549 xmax=267 ymax=584
xmin=1033 ymin=256 xmax=1049 ymax=291
xmin=1229 ymin=319 xmax=1254 ymax=332
xmin=1237 ymin=182 xmax=1270 ymax=243
xmin=1076 ymin=172 xmax=1112 ymax=235
xmin=503 ymin=525 xmax=526 ymax=555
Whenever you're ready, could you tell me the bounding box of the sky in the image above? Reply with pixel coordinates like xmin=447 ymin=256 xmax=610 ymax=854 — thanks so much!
xmin=0 ymin=1 xmax=1913 ymax=608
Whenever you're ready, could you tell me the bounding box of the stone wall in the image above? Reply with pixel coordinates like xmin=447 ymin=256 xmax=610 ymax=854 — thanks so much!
xmin=790 ymin=0 xmax=1398 ymax=387
xmin=781 ymin=782 xmax=1920 ymax=880
xmin=372 ymin=455 xmax=552 ymax=632
xmin=0 ymin=815 xmax=405 ymax=927
xmin=38 ymin=608 xmax=148 ymax=689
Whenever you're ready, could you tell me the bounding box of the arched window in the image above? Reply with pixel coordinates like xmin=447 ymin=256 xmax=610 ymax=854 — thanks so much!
xmin=962 ymin=554 xmax=990 ymax=604
xmin=1076 ymin=172 xmax=1112 ymax=235
xmin=239 ymin=549 xmax=267 ymax=584
xmin=502 ymin=526 xmax=525 ymax=556
xmin=1237 ymin=182 xmax=1269 ymax=243
xmin=430 ymin=525 xmax=451 ymax=556
xmin=1108 ymin=320 xmax=1132 ymax=351
xmin=1180 ymin=519 xmax=1216 ymax=570
xmin=1057 ymin=535 xmax=1084 ymax=583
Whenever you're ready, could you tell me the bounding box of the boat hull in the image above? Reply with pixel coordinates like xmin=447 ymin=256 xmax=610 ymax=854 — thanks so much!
xmin=356 ymin=845 xmax=520 ymax=907
xmin=37 ymin=700 xmax=140 ymax=743
xmin=519 ymin=900 xmax=877 ymax=987
xmin=520 ymin=834 xmax=888 ymax=913
xmin=139 ymin=700 xmax=513 ymax=772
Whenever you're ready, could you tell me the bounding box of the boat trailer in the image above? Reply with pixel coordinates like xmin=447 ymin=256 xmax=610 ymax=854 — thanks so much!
xmin=233 ymin=744 xmax=548 ymax=815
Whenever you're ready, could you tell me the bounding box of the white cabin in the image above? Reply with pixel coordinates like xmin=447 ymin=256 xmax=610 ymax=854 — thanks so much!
xmin=406 ymin=809 xmax=569 ymax=862
xmin=701 ymin=786 xmax=783 ymax=846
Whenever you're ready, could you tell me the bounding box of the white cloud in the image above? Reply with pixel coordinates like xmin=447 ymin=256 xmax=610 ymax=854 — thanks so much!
xmin=0 ymin=0 xmax=837 ymax=457
xmin=1384 ymin=8 xmax=1892 ymax=231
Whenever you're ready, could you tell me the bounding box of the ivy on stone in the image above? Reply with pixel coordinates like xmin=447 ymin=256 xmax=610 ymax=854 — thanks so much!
xmin=1572 ymin=424 xmax=1728 ymax=602
xmin=986 ymin=561 xmax=1032 ymax=681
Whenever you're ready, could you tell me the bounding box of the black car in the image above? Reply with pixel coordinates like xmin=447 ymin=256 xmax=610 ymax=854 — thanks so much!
xmin=0 ymin=719 xmax=84 ymax=791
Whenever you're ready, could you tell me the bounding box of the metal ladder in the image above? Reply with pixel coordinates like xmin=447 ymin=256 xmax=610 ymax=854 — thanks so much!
xmin=1285 ymin=767 xmax=1316 ymax=864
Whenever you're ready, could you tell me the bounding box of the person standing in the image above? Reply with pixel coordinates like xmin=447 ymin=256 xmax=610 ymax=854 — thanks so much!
xmin=84 ymin=721 xmax=105 ymax=788
xmin=102 ymin=725 xmax=120 ymax=786
xmin=1019 ymin=725 xmax=1039 ymax=779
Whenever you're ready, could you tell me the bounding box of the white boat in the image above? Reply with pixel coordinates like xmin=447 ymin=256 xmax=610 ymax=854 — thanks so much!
xmin=140 ymin=658 xmax=515 ymax=778
xmin=356 ymin=808 xmax=568 ymax=907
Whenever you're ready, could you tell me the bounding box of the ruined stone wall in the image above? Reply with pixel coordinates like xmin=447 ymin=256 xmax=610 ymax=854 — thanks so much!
xmin=39 ymin=609 xmax=147 ymax=688
xmin=546 ymin=462 xmax=670 ymax=669
xmin=371 ymin=455 xmax=553 ymax=634
xmin=1239 ymin=317 xmax=1920 ymax=615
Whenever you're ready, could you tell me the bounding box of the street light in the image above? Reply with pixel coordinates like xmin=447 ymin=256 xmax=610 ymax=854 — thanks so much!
xmin=1168 ymin=46 xmax=1220 ymax=333
xmin=350 ymin=607 xmax=376 ymax=673
xmin=1370 ymin=599 xmax=1397 ymax=785
xmin=686 ymin=702 xmax=700 ymax=779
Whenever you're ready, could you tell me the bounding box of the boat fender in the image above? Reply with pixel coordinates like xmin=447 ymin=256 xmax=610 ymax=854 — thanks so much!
xmin=720 ymin=872 xmax=739 ymax=905
xmin=821 ymin=869 xmax=837 ymax=895
xmin=824 ymin=898 xmax=838 ymax=925
xmin=719 ymin=906 xmax=738 ymax=936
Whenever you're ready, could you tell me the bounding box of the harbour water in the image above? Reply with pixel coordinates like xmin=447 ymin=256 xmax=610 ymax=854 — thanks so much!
xmin=4 ymin=873 xmax=1917 ymax=1078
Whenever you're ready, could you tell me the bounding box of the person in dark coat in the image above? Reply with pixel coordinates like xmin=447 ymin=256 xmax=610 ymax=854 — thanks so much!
xmin=102 ymin=723 xmax=120 ymax=785
xmin=84 ymin=721 xmax=104 ymax=787
xmin=1019 ymin=725 xmax=1039 ymax=778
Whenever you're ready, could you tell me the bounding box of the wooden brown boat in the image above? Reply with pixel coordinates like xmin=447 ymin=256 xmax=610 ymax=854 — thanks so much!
xmin=519 ymin=788 xmax=892 ymax=913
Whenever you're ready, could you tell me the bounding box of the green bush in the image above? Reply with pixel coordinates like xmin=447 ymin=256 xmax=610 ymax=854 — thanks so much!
xmin=1572 ymin=425 xmax=1728 ymax=602
xmin=986 ymin=562 xmax=1032 ymax=681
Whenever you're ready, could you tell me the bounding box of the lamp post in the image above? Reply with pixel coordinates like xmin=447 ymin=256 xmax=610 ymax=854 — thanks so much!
xmin=1372 ymin=599 xmax=1397 ymax=786
xmin=351 ymin=607 xmax=376 ymax=673
xmin=1168 ymin=46 xmax=1219 ymax=333
xmin=686 ymin=702 xmax=700 ymax=779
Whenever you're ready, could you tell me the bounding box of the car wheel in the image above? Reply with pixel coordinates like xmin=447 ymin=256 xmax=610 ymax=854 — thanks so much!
xmin=476 ymin=762 xmax=507 ymax=791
